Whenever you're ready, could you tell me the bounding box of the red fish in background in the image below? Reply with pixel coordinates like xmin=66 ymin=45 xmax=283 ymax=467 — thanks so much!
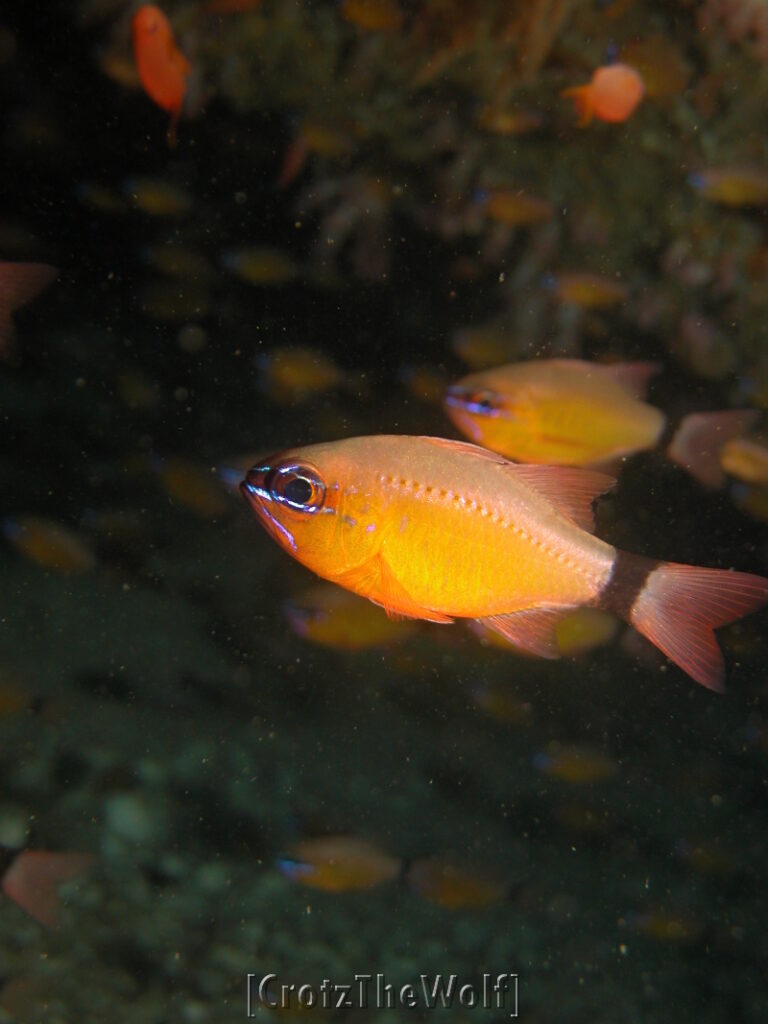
xmin=132 ymin=5 xmax=190 ymax=145
xmin=0 ymin=262 xmax=57 ymax=358
xmin=563 ymin=63 xmax=645 ymax=125
xmin=1 ymin=850 xmax=92 ymax=928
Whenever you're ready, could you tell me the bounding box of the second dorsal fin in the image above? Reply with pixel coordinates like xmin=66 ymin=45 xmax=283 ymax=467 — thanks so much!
xmin=505 ymin=464 xmax=615 ymax=532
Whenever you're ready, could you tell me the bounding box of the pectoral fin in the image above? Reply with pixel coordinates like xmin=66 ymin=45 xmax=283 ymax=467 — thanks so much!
xmin=334 ymin=555 xmax=453 ymax=624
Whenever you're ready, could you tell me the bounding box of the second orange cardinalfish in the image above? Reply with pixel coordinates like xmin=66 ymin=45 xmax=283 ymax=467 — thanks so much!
xmin=444 ymin=358 xmax=665 ymax=466
xmin=132 ymin=5 xmax=191 ymax=144
xmin=240 ymin=435 xmax=768 ymax=691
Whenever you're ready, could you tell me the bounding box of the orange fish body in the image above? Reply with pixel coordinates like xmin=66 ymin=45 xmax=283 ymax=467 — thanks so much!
xmin=563 ymin=63 xmax=644 ymax=124
xmin=132 ymin=5 xmax=190 ymax=141
xmin=444 ymin=359 xmax=665 ymax=466
xmin=241 ymin=435 xmax=768 ymax=690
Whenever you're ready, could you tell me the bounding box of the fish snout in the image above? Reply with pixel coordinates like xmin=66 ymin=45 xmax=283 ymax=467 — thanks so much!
xmin=240 ymin=466 xmax=269 ymax=507
xmin=444 ymin=385 xmax=501 ymax=417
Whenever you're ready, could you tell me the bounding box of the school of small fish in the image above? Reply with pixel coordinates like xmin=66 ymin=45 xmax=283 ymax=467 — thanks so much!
xmin=3 ymin=1 xmax=768 ymax=986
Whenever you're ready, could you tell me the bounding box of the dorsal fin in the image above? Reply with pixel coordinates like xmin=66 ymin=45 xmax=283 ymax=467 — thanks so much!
xmin=419 ymin=435 xmax=613 ymax=532
xmin=505 ymin=465 xmax=615 ymax=532
xmin=419 ymin=436 xmax=506 ymax=462
xmin=595 ymin=361 xmax=661 ymax=399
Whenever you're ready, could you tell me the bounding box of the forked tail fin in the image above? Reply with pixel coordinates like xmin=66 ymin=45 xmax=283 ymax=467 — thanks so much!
xmin=618 ymin=559 xmax=768 ymax=690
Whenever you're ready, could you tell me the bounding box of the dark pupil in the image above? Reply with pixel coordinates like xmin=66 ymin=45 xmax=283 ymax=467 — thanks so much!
xmin=282 ymin=475 xmax=314 ymax=506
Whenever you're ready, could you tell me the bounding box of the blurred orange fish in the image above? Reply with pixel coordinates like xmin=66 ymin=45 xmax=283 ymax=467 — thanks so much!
xmin=341 ymin=0 xmax=403 ymax=32
xmin=451 ymin=325 xmax=514 ymax=369
xmin=277 ymin=836 xmax=400 ymax=891
xmin=240 ymin=435 xmax=768 ymax=690
xmin=256 ymin=346 xmax=344 ymax=405
xmin=407 ymin=856 xmax=507 ymax=909
xmin=155 ymin=457 xmax=229 ymax=518
xmin=2 ymin=851 xmax=92 ymax=928
xmin=689 ymin=167 xmax=768 ymax=207
xmin=444 ymin=359 xmax=665 ymax=466
xmin=719 ymin=437 xmax=768 ymax=485
xmin=132 ymin=5 xmax=191 ymax=144
xmin=284 ymin=583 xmax=416 ymax=650
xmin=0 ymin=261 xmax=57 ymax=357
xmin=4 ymin=516 xmax=96 ymax=574
xmin=534 ymin=743 xmax=618 ymax=784
xmin=477 ymin=188 xmax=553 ymax=227
xmin=619 ymin=36 xmax=691 ymax=102
xmin=562 ymin=63 xmax=645 ymax=124
xmin=547 ymin=271 xmax=628 ymax=309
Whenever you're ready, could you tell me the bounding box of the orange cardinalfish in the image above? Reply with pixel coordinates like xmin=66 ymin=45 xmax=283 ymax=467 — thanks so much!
xmin=445 ymin=359 xmax=665 ymax=467
xmin=562 ymin=63 xmax=644 ymax=125
xmin=240 ymin=435 xmax=768 ymax=691
xmin=1 ymin=849 xmax=92 ymax=928
xmin=276 ymin=836 xmax=401 ymax=891
xmin=132 ymin=5 xmax=191 ymax=145
xmin=0 ymin=262 xmax=57 ymax=358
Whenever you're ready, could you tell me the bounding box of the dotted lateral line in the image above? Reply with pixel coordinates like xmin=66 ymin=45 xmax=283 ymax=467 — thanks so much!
xmin=379 ymin=473 xmax=597 ymax=582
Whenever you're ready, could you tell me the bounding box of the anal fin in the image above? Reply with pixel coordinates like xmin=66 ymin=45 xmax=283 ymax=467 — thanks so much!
xmin=477 ymin=607 xmax=577 ymax=658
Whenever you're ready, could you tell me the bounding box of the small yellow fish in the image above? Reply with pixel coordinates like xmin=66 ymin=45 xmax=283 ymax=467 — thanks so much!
xmin=222 ymin=247 xmax=298 ymax=285
xmin=554 ymin=607 xmax=619 ymax=656
xmin=407 ymin=856 xmax=507 ymax=909
xmin=533 ymin=744 xmax=618 ymax=785
xmin=444 ymin=359 xmax=665 ymax=466
xmin=547 ymin=272 xmax=628 ymax=309
xmin=477 ymin=188 xmax=553 ymax=227
xmin=619 ymin=36 xmax=692 ymax=102
xmin=476 ymin=107 xmax=544 ymax=136
xmin=340 ymin=0 xmax=403 ymax=32
xmin=470 ymin=683 xmax=534 ymax=725
xmin=276 ymin=836 xmax=400 ymax=892
xmin=451 ymin=325 xmax=515 ymax=369
xmin=398 ymin=364 xmax=449 ymax=405
xmin=4 ymin=517 xmax=96 ymax=574
xmin=624 ymin=910 xmax=703 ymax=943
xmin=257 ymin=346 xmax=344 ymax=405
xmin=123 ymin=177 xmax=192 ymax=217
xmin=155 ymin=458 xmax=229 ymax=518
xmin=284 ymin=583 xmax=416 ymax=650
xmin=719 ymin=437 xmax=768 ymax=486
xmin=690 ymin=167 xmax=768 ymax=207
xmin=140 ymin=243 xmax=213 ymax=281
xmin=137 ymin=280 xmax=212 ymax=321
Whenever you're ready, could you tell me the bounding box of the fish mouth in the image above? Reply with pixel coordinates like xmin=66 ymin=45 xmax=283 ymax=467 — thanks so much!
xmin=240 ymin=467 xmax=297 ymax=551
xmin=444 ymin=385 xmax=503 ymax=418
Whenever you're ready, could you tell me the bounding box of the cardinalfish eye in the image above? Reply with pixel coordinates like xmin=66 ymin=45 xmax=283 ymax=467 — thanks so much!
xmin=264 ymin=463 xmax=326 ymax=513
xmin=446 ymin=386 xmax=503 ymax=417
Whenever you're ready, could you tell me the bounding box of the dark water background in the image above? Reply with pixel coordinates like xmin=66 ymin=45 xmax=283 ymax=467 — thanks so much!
xmin=1 ymin=3 xmax=768 ymax=1022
